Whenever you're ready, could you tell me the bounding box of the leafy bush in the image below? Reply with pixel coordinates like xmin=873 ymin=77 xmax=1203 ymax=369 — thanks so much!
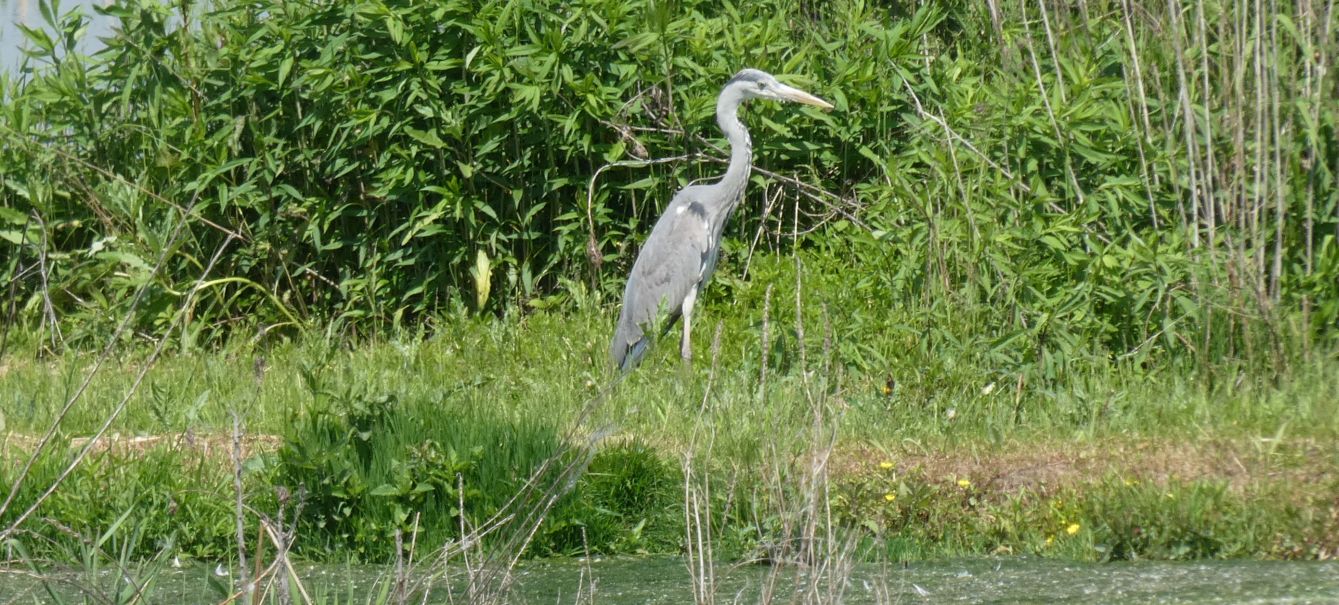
xmin=0 ymin=0 xmax=920 ymax=343
xmin=268 ymin=379 xmax=559 ymax=558
xmin=268 ymin=378 xmax=683 ymax=559
xmin=1 ymin=0 xmax=1334 ymax=369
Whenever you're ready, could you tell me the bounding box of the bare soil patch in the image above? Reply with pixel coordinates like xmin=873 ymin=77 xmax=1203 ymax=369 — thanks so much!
xmin=833 ymin=437 xmax=1338 ymax=496
xmin=2 ymin=431 xmax=282 ymax=466
xmin=5 ymin=430 xmax=1335 ymax=502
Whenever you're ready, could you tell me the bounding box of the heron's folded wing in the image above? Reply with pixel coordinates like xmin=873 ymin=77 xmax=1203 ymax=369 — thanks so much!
xmin=623 ymin=195 xmax=714 ymax=330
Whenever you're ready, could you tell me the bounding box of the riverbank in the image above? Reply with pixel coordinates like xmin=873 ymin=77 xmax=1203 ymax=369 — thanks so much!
xmin=3 ymin=312 xmax=1336 ymax=568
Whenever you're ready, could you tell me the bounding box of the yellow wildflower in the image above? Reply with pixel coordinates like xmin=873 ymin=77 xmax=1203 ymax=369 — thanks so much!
xmin=884 ymin=492 xmax=897 ymax=502
xmin=879 ymin=461 xmax=894 ymax=470
xmin=1066 ymin=523 xmax=1081 ymax=536
xmin=957 ymin=479 xmax=972 ymax=489
xmin=1045 ymin=536 xmax=1054 ymax=546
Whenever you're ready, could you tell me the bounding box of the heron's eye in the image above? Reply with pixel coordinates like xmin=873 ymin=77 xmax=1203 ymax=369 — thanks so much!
xmin=756 ymin=81 xmax=766 ymax=90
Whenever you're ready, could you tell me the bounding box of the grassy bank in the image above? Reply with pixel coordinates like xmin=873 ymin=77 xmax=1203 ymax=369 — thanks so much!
xmin=3 ymin=301 xmax=1337 ymax=568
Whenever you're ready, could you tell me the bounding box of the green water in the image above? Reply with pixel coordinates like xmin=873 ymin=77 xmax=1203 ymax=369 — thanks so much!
xmin=4 ymin=557 xmax=1339 ymax=603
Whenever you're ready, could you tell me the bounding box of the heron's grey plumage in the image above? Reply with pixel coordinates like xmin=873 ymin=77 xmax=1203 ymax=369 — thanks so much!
xmin=610 ymin=69 xmax=832 ymax=371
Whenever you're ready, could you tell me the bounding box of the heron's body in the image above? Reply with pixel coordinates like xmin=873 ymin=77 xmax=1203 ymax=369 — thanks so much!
xmin=610 ymin=69 xmax=831 ymax=371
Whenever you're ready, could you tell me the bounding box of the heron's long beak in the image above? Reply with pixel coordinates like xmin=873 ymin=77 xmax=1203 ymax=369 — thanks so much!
xmin=776 ymin=83 xmax=835 ymax=110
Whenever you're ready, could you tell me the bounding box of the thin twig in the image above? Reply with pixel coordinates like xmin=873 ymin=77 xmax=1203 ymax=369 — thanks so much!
xmin=691 ymin=134 xmax=875 ymax=233
xmin=31 ymin=213 xmax=63 ymax=353
xmin=0 ymin=215 xmax=36 ymax=358
xmin=743 ymin=184 xmax=786 ymax=279
xmin=232 ymin=411 xmax=251 ymax=602
xmin=759 ymin=284 xmax=773 ymax=394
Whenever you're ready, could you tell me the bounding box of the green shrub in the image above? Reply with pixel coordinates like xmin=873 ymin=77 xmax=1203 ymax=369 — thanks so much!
xmin=3 ymin=0 xmax=1331 ymax=366
xmin=269 ymin=381 xmax=566 ymax=558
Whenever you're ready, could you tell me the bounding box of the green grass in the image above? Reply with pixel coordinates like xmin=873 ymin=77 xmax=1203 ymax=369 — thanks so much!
xmin=3 ymin=291 xmax=1338 ymax=564
xmin=4 ymin=301 xmax=1336 ymax=449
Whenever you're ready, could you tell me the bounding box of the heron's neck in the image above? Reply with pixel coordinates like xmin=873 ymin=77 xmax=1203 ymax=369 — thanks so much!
xmin=715 ymin=93 xmax=752 ymax=210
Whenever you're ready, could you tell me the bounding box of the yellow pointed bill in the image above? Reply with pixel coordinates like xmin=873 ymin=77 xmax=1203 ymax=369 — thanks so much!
xmin=775 ymin=83 xmax=835 ymax=110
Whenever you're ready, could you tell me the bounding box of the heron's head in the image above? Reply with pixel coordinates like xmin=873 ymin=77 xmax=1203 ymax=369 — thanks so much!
xmin=729 ymin=68 xmax=834 ymax=110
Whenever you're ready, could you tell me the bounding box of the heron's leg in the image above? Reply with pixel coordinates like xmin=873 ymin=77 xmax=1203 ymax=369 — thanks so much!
xmin=680 ymin=286 xmax=698 ymax=362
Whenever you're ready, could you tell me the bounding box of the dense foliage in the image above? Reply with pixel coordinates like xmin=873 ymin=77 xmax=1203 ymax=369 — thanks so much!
xmin=2 ymin=0 xmax=1336 ymax=373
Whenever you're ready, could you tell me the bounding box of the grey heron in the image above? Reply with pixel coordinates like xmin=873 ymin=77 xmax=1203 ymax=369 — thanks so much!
xmin=609 ymin=69 xmax=833 ymax=372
